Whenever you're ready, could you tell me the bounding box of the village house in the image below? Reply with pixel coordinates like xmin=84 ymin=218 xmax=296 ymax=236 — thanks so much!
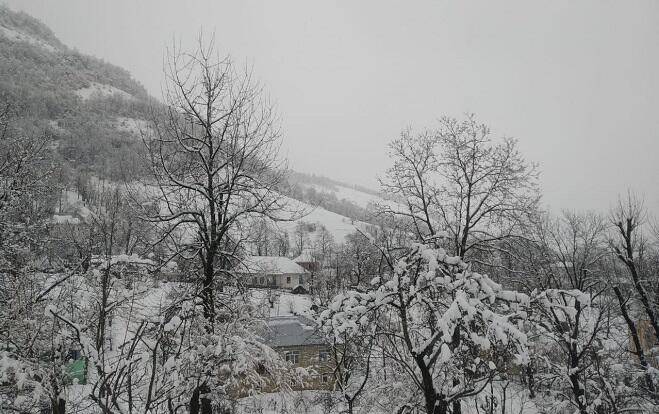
xmin=293 ymin=248 xmax=321 ymax=273
xmin=240 ymin=256 xmax=309 ymax=291
xmin=260 ymin=315 xmax=335 ymax=390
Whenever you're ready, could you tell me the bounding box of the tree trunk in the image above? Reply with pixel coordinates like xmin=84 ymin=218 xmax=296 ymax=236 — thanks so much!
xmin=452 ymin=399 xmax=462 ymax=414
xmin=525 ymin=364 xmax=536 ymax=398
xmin=190 ymin=387 xmax=200 ymax=414
xmin=201 ymin=396 xmax=212 ymax=414
xmin=202 ymin=260 xmax=215 ymax=329
xmin=617 ymin=221 xmax=659 ymax=342
xmin=434 ymin=397 xmax=448 ymax=414
xmin=51 ymin=398 xmax=65 ymax=414
xmin=189 ymin=384 xmax=214 ymax=414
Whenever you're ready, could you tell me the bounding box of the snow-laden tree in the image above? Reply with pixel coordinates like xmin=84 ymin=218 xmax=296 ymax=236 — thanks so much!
xmin=319 ymin=242 xmax=530 ymax=414
xmin=0 ymin=278 xmax=79 ymax=414
xmin=510 ymin=210 xmax=659 ymax=413
xmin=0 ymin=104 xmax=66 ymax=413
xmin=39 ymin=253 xmax=300 ymax=414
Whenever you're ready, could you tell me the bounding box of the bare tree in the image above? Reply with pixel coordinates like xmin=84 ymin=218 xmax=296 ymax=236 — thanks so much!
xmin=141 ymin=37 xmax=287 ymax=327
xmin=609 ymin=193 xmax=659 ymax=343
xmin=136 ymin=38 xmax=290 ymax=413
xmin=608 ymin=193 xmax=659 ymax=394
xmin=329 ymin=324 xmax=375 ymax=414
xmin=379 ymin=115 xmax=539 ymax=261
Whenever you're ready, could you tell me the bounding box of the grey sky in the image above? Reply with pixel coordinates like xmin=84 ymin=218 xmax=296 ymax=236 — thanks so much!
xmin=6 ymin=0 xmax=659 ymax=214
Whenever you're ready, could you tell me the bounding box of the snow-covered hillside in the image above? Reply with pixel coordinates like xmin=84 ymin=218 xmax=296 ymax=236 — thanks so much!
xmin=296 ymin=181 xmax=385 ymax=210
xmin=75 ymin=82 xmax=134 ymax=101
xmin=0 ymin=24 xmax=58 ymax=52
xmin=275 ymin=195 xmax=370 ymax=244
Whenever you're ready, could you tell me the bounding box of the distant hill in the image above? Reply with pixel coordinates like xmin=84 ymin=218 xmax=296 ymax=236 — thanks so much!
xmin=0 ymin=6 xmax=386 ymax=246
xmin=285 ymin=171 xmax=387 ymax=222
xmin=0 ymin=5 xmax=154 ymax=181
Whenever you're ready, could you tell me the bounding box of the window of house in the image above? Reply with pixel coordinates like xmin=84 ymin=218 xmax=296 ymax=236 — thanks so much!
xmin=321 ymin=373 xmax=331 ymax=384
xmin=286 ymin=276 xmax=291 ymax=284
xmin=259 ymin=277 xmax=264 ymax=285
xmin=319 ymin=350 xmax=330 ymax=362
xmin=285 ymin=350 xmax=300 ymax=365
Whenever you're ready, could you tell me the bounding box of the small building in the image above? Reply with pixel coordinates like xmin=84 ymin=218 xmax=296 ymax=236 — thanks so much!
xmin=240 ymin=256 xmax=308 ymax=290
xmin=261 ymin=316 xmax=335 ymax=390
xmin=293 ymin=249 xmax=321 ymax=273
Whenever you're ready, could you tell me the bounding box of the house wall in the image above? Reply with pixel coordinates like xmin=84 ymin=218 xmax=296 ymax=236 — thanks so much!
xmin=244 ymin=272 xmax=305 ymax=289
xmin=275 ymin=344 xmax=335 ymax=390
xmin=276 ymin=273 xmax=305 ymax=289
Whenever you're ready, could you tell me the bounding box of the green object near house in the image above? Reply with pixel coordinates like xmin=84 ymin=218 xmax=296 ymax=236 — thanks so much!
xmin=66 ymin=358 xmax=87 ymax=384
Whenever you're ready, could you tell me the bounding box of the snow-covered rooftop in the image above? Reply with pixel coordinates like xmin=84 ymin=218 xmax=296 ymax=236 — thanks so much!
xmin=292 ymin=249 xmax=317 ymax=264
xmin=240 ymin=256 xmax=307 ymax=275
xmin=260 ymin=315 xmax=326 ymax=347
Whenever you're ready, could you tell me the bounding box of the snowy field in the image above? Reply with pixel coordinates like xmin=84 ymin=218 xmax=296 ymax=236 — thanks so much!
xmin=275 ymin=195 xmax=371 ymax=244
xmin=249 ymin=288 xmax=315 ymax=318
xmin=235 ymin=385 xmax=540 ymax=414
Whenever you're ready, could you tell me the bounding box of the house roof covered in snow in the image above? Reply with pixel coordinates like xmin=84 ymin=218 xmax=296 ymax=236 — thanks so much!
xmin=260 ymin=315 xmax=326 ymax=347
xmin=239 ymin=256 xmax=307 ymax=275
xmin=293 ymin=249 xmax=317 ymax=264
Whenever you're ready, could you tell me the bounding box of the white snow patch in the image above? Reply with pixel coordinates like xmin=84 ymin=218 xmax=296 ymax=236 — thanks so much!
xmin=276 ymin=196 xmax=370 ymax=243
xmin=51 ymin=214 xmax=80 ymax=225
xmin=114 ymin=116 xmax=150 ymax=136
xmin=75 ymin=82 xmax=133 ymax=101
xmin=250 ymin=290 xmax=314 ymax=317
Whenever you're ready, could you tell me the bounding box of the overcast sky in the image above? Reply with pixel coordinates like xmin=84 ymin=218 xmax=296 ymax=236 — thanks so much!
xmin=6 ymin=0 xmax=659 ymax=214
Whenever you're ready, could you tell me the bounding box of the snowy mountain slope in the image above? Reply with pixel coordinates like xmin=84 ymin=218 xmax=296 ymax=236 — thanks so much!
xmin=297 ymin=181 xmax=384 ymax=210
xmin=75 ymin=82 xmax=135 ymax=101
xmin=0 ymin=6 xmax=152 ymax=179
xmin=274 ymin=195 xmax=370 ymax=244
xmin=292 ymin=175 xmax=407 ymax=221
xmin=1 ymin=7 xmax=371 ymax=247
xmin=0 ymin=24 xmax=58 ymax=52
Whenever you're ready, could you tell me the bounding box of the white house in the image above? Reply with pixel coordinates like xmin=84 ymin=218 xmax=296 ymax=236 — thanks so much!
xmin=239 ymin=256 xmax=308 ymax=290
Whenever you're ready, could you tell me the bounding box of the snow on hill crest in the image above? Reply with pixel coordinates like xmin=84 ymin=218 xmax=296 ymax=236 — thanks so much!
xmin=0 ymin=24 xmax=58 ymax=52
xmin=274 ymin=194 xmax=371 ymax=244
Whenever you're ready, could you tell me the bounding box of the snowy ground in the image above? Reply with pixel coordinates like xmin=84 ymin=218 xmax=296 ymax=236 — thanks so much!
xmin=113 ymin=116 xmax=151 ymax=136
xmin=52 ymin=189 xmax=93 ymax=223
xmin=249 ymin=289 xmax=315 ymax=318
xmin=236 ymin=384 xmax=539 ymax=414
xmin=296 ymin=182 xmax=409 ymax=226
xmin=275 ymin=195 xmax=371 ymax=244
xmin=297 ymin=182 xmax=385 ymax=210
